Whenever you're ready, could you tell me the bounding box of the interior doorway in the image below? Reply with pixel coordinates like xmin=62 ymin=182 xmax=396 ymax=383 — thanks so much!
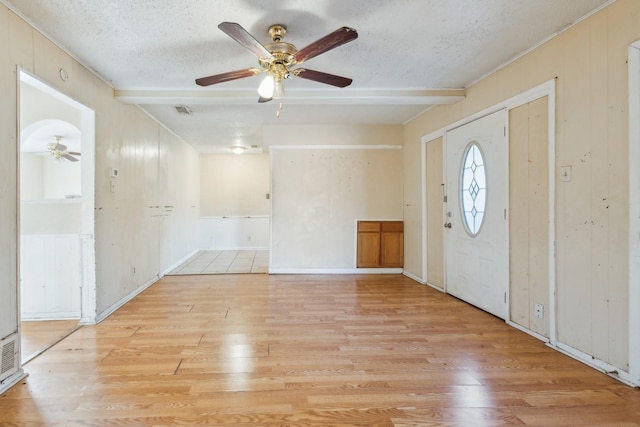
xmin=18 ymin=71 xmax=96 ymax=362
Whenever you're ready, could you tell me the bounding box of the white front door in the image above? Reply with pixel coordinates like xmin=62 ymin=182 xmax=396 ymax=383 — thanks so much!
xmin=444 ymin=110 xmax=508 ymax=319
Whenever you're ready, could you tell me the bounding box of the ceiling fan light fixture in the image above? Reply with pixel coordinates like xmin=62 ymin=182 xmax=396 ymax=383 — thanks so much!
xmin=257 ymin=74 xmax=275 ymax=98
xmin=231 ymin=145 xmax=246 ymax=154
xmin=273 ymin=80 xmax=285 ymax=99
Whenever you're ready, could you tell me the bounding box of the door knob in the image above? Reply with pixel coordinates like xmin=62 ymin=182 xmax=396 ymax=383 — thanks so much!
xmin=444 ymin=222 xmax=452 ymax=229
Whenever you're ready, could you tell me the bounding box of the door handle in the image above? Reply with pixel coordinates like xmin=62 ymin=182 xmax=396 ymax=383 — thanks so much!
xmin=444 ymin=222 xmax=452 ymax=229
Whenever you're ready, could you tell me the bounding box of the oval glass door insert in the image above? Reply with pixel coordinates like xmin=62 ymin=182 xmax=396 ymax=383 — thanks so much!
xmin=460 ymin=141 xmax=487 ymax=236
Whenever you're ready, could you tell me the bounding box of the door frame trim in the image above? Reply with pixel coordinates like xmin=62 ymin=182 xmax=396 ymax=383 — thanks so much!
xmin=17 ymin=69 xmax=97 ymax=327
xmin=627 ymin=41 xmax=640 ymax=386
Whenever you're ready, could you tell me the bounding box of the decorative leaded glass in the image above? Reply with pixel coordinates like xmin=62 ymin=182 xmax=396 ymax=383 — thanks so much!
xmin=460 ymin=142 xmax=486 ymax=236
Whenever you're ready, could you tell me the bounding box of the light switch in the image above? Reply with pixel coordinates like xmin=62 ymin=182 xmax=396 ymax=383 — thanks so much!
xmin=560 ymin=165 xmax=572 ymax=182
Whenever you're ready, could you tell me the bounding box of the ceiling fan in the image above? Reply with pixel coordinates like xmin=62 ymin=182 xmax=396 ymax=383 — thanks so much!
xmin=47 ymin=135 xmax=81 ymax=162
xmin=195 ymin=22 xmax=358 ymax=103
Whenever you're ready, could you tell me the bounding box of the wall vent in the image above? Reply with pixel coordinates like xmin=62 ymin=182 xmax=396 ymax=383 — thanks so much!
xmin=174 ymin=105 xmax=191 ymax=115
xmin=0 ymin=334 xmax=18 ymax=382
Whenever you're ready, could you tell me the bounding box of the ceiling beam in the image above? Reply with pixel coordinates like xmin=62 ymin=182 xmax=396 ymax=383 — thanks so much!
xmin=114 ymin=88 xmax=465 ymax=105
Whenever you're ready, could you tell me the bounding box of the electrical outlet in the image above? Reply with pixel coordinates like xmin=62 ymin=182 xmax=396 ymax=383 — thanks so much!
xmin=535 ymin=303 xmax=544 ymax=319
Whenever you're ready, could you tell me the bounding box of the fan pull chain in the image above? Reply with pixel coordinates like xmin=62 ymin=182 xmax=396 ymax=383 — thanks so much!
xmin=276 ymin=102 xmax=283 ymax=118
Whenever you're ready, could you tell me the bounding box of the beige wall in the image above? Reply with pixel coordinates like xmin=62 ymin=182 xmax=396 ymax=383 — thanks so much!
xmin=509 ymin=97 xmax=550 ymax=338
xmin=404 ymin=0 xmax=639 ymax=371
xmin=200 ymin=154 xmax=269 ymax=217
xmin=268 ymin=124 xmax=403 ymax=270
xmin=0 ymin=3 xmax=201 ymax=350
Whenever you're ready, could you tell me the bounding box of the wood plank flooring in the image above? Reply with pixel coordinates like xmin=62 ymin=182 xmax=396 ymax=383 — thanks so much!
xmin=2 ymin=274 xmax=639 ymax=426
xmin=20 ymin=319 xmax=80 ymax=363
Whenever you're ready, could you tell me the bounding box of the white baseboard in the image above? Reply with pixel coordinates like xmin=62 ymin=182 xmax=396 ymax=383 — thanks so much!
xmin=164 ymin=249 xmax=199 ymax=272
xmin=505 ymin=319 xmax=637 ymax=387
xmin=200 ymin=246 xmax=269 ymax=251
xmin=21 ymin=312 xmax=81 ymax=321
xmin=552 ymin=341 xmax=637 ymax=387
xmin=402 ymin=271 xmax=446 ymax=292
xmin=507 ymin=320 xmax=550 ymax=343
xmin=91 ymin=250 xmax=201 ymax=325
xmin=269 ymin=268 xmax=403 ymax=274
xmin=0 ymin=369 xmax=27 ymax=396
xmin=92 ymin=275 xmax=159 ymax=324
xmin=402 ymin=270 xmax=424 ymax=283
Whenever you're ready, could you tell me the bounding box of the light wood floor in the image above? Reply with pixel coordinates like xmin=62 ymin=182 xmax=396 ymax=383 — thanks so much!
xmin=169 ymin=250 xmax=269 ymax=274
xmin=3 ymin=274 xmax=639 ymax=426
xmin=20 ymin=319 xmax=79 ymax=363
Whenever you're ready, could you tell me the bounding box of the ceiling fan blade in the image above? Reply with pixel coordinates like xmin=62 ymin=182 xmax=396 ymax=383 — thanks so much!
xmin=294 ymin=69 xmax=353 ymax=88
xmin=218 ymin=22 xmax=273 ymax=61
xmin=51 ymin=142 xmax=67 ymax=152
xmin=61 ymin=153 xmax=79 ymax=162
xmin=293 ymin=27 xmax=358 ymax=63
xmin=68 ymin=151 xmax=81 ymax=156
xmin=196 ymin=68 xmax=261 ymax=86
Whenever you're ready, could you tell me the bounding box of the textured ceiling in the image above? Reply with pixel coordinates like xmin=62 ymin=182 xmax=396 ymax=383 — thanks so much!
xmin=4 ymin=0 xmax=611 ymax=152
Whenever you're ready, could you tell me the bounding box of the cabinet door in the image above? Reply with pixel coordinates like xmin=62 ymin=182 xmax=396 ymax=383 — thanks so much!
xmin=380 ymin=221 xmax=404 ymax=267
xmin=357 ymin=232 xmax=380 ymax=267
xmin=380 ymin=231 xmax=403 ymax=267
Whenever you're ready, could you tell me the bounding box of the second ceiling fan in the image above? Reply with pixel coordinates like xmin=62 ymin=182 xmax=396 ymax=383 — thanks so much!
xmin=195 ymin=22 xmax=358 ymax=103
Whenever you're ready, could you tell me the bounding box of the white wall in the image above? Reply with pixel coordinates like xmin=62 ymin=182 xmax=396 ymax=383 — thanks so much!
xmin=200 ymin=154 xmax=269 ymax=216
xmin=199 ymin=153 xmax=269 ymax=250
xmin=20 ymin=234 xmax=81 ymax=319
xmin=199 ymin=216 xmax=269 ymax=250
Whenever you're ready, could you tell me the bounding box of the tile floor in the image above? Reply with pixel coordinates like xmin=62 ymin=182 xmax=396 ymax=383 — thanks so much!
xmin=168 ymin=250 xmax=269 ymax=275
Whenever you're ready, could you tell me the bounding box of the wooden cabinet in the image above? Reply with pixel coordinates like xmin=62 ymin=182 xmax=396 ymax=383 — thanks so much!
xmin=357 ymin=221 xmax=403 ymax=268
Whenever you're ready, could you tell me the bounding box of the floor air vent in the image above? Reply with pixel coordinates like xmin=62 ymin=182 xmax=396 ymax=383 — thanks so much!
xmin=0 ymin=335 xmax=18 ymax=382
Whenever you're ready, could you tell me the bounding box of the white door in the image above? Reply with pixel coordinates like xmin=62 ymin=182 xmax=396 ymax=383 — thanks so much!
xmin=444 ymin=110 xmax=508 ymax=319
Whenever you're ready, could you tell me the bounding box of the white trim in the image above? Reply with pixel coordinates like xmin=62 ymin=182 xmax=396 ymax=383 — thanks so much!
xmin=268 ymin=145 xmax=402 ymax=151
xmin=627 ymin=42 xmax=640 ymax=386
xmin=17 ymin=69 xmax=98 ymax=335
xmin=199 ymin=215 xmax=269 ymax=219
xmin=554 ymin=342 xmax=636 ymax=387
xmin=200 ymin=246 xmax=269 ymax=251
xmin=420 ymin=139 xmax=428 ymax=283
xmin=91 ymin=249 xmax=197 ymax=324
xmin=0 ymin=370 xmax=27 ymax=396
xmin=403 ymin=270 xmax=425 ymax=284
xmin=269 ymin=268 xmax=403 ymax=275
xmin=403 ymin=270 xmax=446 ymax=293
xmin=507 ymin=320 xmax=550 ymax=343
xmin=420 ymin=81 xmax=556 ymax=145
xmin=93 ymin=276 xmax=158 ymax=324
xmin=165 ymin=249 xmax=200 ymax=272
